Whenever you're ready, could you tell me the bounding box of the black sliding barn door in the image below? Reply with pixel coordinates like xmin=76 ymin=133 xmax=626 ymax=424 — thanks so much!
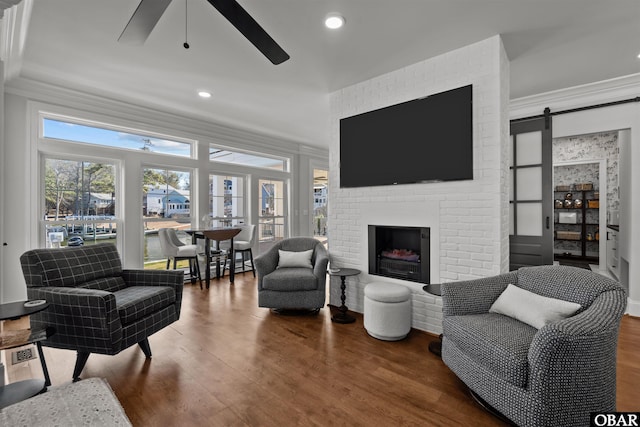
xmin=509 ymin=116 xmax=553 ymax=270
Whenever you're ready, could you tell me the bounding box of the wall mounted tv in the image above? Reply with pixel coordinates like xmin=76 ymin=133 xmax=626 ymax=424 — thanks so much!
xmin=339 ymin=84 xmax=472 ymax=188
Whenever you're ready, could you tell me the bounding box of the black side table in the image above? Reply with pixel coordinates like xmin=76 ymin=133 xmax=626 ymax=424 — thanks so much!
xmin=422 ymin=283 xmax=443 ymax=357
xmin=329 ymin=268 xmax=360 ymax=324
xmin=0 ymin=300 xmax=54 ymax=409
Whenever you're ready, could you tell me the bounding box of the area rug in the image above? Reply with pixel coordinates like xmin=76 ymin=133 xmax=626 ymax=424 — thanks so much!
xmin=0 ymin=377 xmax=132 ymax=426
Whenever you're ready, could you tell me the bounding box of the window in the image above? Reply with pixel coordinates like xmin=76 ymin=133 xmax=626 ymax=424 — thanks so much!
xmin=36 ymin=110 xmax=296 ymax=268
xmin=258 ymin=179 xmax=286 ymax=254
xmin=43 ymin=158 xmax=118 ymax=248
xmin=210 ymin=146 xmax=288 ymax=171
xmin=142 ymin=167 xmax=192 ymax=268
xmin=208 ymin=174 xmax=246 ymax=227
xmin=313 ymin=168 xmax=328 ymax=238
xmin=43 ymin=118 xmax=193 ymax=157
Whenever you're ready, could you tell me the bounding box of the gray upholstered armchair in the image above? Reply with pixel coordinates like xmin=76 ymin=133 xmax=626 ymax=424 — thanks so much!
xmin=441 ymin=265 xmax=626 ymax=427
xmin=255 ymin=237 xmax=328 ymax=310
xmin=20 ymin=243 xmax=183 ymax=381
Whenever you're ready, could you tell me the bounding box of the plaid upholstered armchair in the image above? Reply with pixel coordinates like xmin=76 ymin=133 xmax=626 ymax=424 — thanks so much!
xmin=441 ymin=265 xmax=627 ymax=427
xmin=20 ymin=243 xmax=183 ymax=381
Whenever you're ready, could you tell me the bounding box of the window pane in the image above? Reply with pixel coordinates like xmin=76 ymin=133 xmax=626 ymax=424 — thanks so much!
xmin=143 ymin=168 xmax=191 ymax=219
xmin=208 ymin=175 xmax=245 ymax=227
xmin=260 ymin=179 xmax=284 ymax=217
xmin=43 ymin=118 xmax=192 ymax=157
xmin=142 ymin=221 xmax=193 ymax=266
xmin=258 ymin=179 xmax=286 ymax=254
xmin=210 ymin=146 xmax=288 ymax=171
xmin=515 ymin=131 xmax=542 ymax=166
xmin=44 ymin=158 xmax=118 ymax=247
xmin=516 ymin=203 xmax=543 ymax=237
xmin=45 ymin=159 xmax=115 ymax=220
xmin=142 ymin=168 xmax=192 ymax=269
xmin=516 ymin=167 xmax=542 ymax=201
xmin=313 ymin=168 xmax=328 ymax=238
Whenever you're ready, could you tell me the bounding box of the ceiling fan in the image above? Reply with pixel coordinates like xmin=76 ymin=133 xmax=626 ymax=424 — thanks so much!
xmin=118 ymin=0 xmax=290 ymax=65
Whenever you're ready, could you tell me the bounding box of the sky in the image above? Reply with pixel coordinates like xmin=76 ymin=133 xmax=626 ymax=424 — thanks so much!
xmin=43 ymin=118 xmax=286 ymax=171
xmin=43 ymin=118 xmax=192 ymax=157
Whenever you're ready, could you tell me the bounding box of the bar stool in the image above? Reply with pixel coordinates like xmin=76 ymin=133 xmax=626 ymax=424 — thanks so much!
xmin=158 ymin=228 xmax=203 ymax=289
xmin=221 ymin=224 xmax=257 ymax=277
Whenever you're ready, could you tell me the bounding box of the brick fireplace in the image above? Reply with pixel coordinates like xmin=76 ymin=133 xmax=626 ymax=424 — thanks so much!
xmin=368 ymin=225 xmax=430 ymax=284
xmin=327 ymin=35 xmax=510 ymax=334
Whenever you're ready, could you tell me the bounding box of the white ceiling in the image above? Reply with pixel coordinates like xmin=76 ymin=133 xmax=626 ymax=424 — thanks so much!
xmin=12 ymin=0 xmax=640 ymax=148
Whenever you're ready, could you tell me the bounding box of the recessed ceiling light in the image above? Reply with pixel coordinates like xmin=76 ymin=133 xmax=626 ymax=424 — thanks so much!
xmin=198 ymin=91 xmax=212 ymax=98
xmin=324 ymin=13 xmax=345 ymax=30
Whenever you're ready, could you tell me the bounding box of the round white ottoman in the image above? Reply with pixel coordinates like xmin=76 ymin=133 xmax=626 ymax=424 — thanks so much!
xmin=364 ymin=282 xmax=412 ymax=341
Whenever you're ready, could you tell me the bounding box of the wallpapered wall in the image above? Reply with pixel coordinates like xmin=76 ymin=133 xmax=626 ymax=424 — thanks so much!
xmin=553 ymin=131 xmax=619 ymax=257
xmin=553 ymin=131 xmax=619 ymax=217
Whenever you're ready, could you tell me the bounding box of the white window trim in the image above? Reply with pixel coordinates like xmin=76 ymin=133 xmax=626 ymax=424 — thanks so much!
xmin=209 ymin=143 xmax=291 ymax=173
xmin=28 ymin=100 xmax=298 ymax=267
xmin=40 ymin=153 xmax=123 ymax=253
xmin=40 ymin=112 xmax=197 ymax=159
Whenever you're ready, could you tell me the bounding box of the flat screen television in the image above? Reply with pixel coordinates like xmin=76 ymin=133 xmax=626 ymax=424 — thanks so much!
xmin=339 ymin=84 xmax=472 ymax=188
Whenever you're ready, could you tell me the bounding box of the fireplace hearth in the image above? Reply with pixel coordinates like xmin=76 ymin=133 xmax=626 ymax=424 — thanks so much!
xmin=368 ymin=225 xmax=430 ymax=284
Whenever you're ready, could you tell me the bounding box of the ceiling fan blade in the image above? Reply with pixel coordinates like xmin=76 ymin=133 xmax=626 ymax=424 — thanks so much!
xmin=118 ymin=0 xmax=173 ymax=44
xmin=205 ymin=0 xmax=290 ymax=65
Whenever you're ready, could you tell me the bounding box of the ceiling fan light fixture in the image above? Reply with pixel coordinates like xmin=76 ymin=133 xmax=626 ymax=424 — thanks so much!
xmin=198 ymin=91 xmax=212 ymax=99
xmin=324 ymin=13 xmax=345 ymax=30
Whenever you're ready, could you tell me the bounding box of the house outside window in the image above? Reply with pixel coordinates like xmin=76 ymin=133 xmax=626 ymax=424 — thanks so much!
xmin=142 ymin=167 xmax=192 ymax=267
xmin=43 ymin=157 xmax=118 ymax=248
xmin=36 ymin=110 xmax=298 ymax=267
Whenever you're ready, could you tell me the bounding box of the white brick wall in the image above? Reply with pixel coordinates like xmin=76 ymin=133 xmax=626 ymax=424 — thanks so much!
xmin=328 ymin=36 xmax=510 ymax=334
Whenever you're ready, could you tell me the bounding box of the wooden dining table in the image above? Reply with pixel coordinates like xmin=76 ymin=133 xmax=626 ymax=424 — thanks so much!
xmin=184 ymin=227 xmax=241 ymax=287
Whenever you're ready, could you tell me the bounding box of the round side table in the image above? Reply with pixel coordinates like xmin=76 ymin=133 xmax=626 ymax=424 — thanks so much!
xmin=0 ymin=300 xmax=54 ymax=409
xmin=422 ymin=283 xmax=442 ymax=356
xmin=329 ymin=268 xmax=360 ymax=324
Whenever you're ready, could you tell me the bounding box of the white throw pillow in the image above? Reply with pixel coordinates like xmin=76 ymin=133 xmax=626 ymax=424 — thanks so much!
xmin=489 ymin=283 xmax=582 ymax=329
xmin=277 ymin=249 xmax=313 ymax=269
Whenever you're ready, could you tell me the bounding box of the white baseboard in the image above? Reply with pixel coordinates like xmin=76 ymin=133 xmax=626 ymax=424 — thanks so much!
xmin=626 ymin=297 xmax=640 ymax=318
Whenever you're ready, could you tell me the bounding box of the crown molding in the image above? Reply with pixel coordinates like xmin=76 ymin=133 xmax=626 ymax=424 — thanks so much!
xmin=1 ymin=0 xmax=31 ymax=81
xmin=510 ymin=73 xmax=640 ymax=119
xmin=6 ymin=76 xmax=328 ymax=158
xmin=0 ymin=0 xmax=23 ymax=13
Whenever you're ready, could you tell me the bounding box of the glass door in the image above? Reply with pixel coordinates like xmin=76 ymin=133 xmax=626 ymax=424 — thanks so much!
xmin=312 ymin=168 xmax=328 ymax=241
xmin=208 ymin=174 xmax=246 ymax=227
xmin=509 ymin=117 xmax=553 ymax=269
xmin=257 ymin=178 xmax=286 ymax=255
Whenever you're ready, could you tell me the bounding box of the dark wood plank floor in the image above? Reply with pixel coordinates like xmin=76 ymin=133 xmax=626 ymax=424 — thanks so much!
xmin=13 ymin=274 xmax=640 ymax=426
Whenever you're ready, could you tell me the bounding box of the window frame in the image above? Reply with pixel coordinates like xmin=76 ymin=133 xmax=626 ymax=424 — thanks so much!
xmin=256 ymin=177 xmax=289 ymax=254
xmin=40 ymin=153 xmax=122 ymax=250
xmin=209 ymin=144 xmax=290 ymax=172
xmin=41 ymin=113 xmax=197 ymax=159
xmin=207 ymin=173 xmax=248 ymax=228
xmin=30 ymin=103 xmax=300 ymax=267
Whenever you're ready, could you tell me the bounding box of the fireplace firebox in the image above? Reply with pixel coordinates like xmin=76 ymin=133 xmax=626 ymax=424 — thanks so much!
xmin=368 ymin=225 xmax=430 ymax=284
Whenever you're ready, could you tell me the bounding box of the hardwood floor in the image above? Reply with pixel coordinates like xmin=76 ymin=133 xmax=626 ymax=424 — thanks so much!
xmin=7 ymin=274 xmax=640 ymax=426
